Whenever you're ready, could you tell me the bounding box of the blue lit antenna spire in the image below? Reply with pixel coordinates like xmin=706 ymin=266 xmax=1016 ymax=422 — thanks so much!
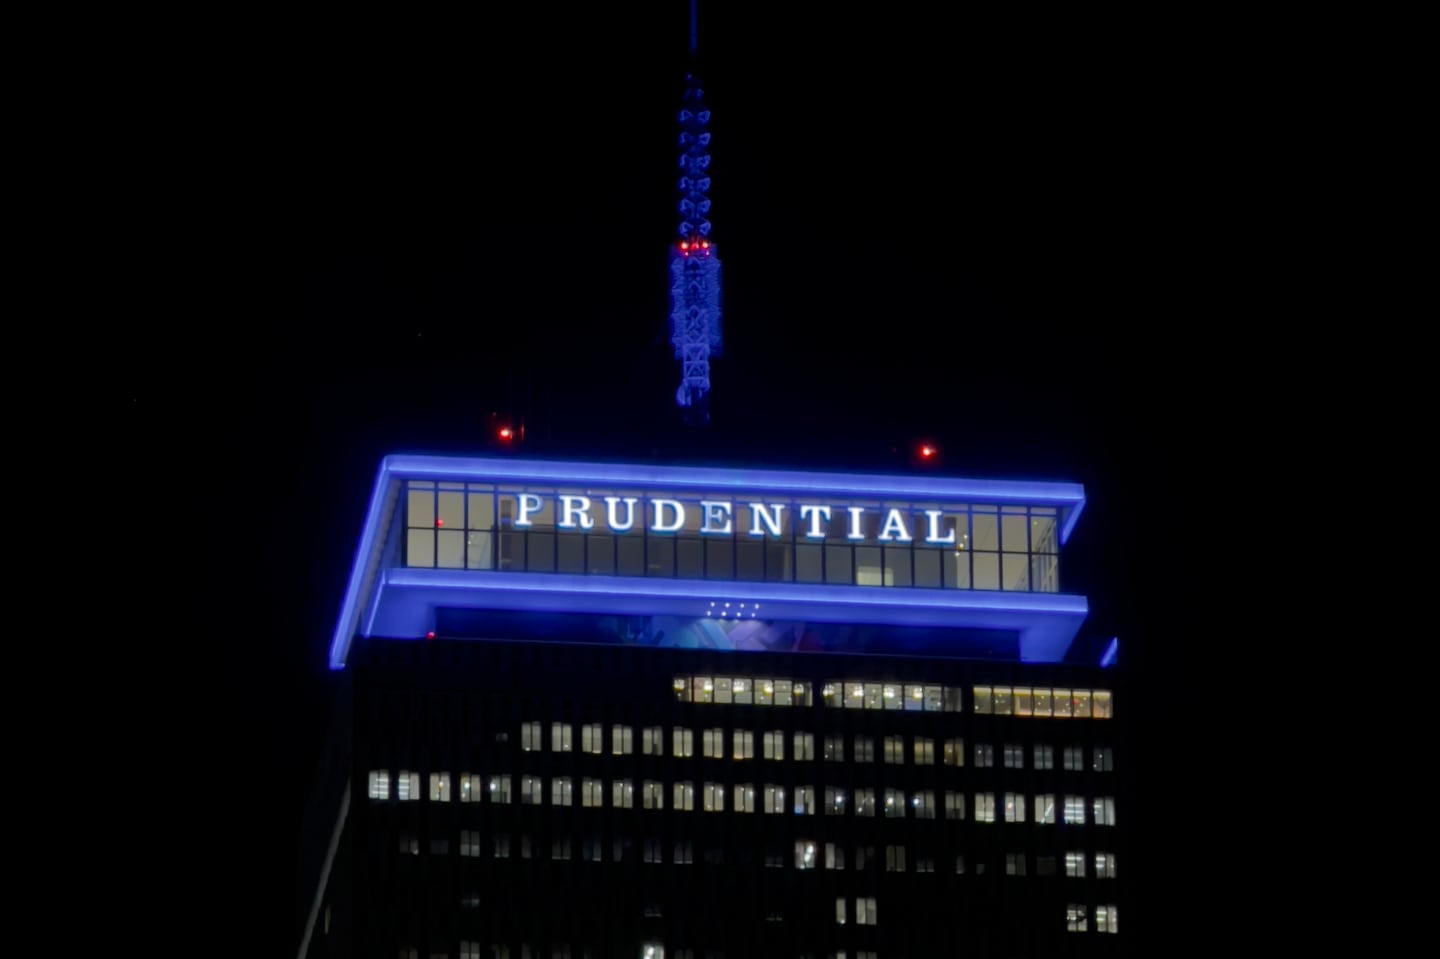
xmin=671 ymin=0 xmax=722 ymax=421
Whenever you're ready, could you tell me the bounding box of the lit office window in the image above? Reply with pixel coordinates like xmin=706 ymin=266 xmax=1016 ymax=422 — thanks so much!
xmin=673 ymin=676 xmax=690 ymax=702
xmin=793 ymin=786 xmax=816 ymax=815
xmin=994 ymin=686 xmax=1013 ymax=715
xmin=693 ymin=676 xmax=714 ymax=703
xmin=913 ymin=737 xmax=934 ymax=765
xmin=521 ymin=776 xmax=542 ymax=805
xmin=763 ymin=730 xmax=785 ymax=760
xmin=1073 ymin=689 xmax=1092 ymax=718
xmin=611 ymin=725 xmax=633 ymax=755
xmin=521 ymin=722 xmax=541 ymax=752
xmin=1053 ymin=689 xmax=1073 ymax=718
xmin=855 ymin=788 xmax=876 ymax=817
xmin=1095 ymin=852 xmax=1117 ymax=878
xmin=974 ymin=744 xmax=994 ymax=768
xmin=1066 ymin=904 xmax=1087 ymax=932
xmin=826 ymin=788 xmax=846 ymax=815
xmin=944 ymin=791 xmax=965 ymax=820
xmin=821 ymin=682 xmax=840 ymax=706
xmin=825 ymin=842 xmax=845 ymax=870
xmin=883 ymin=789 xmax=905 ymax=818
xmin=735 ymin=784 xmax=756 ymax=813
xmin=856 ymin=897 xmax=878 ymax=925
xmin=823 ymin=735 xmax=845 ymax=761
xmin=912 ymin=791 xmax=936 ymax=819
xmin=1014 ymin=687 xmax=1033 ymax=715
xmin=551 ymin=722 xmax=573 ymax=752
xmin=460 ymin=943 xmax=481 ymax=959
xmin=757 ymin=679 xmax=776 ymax=706
xmin=854 ymin=736 xmax=874 ymax=762
xmin=489 ymin=775 xmax=511 ymax=804
xmin=733 ymin=677 xmax=752 ymax=704
xmin=397 ymin=771 xmax=420 ymax=801
xmin=368 ymin=771 xmax=390 ymax=800
xmin=1035 ymin=793 xmax=1055 ymax=824
xmin=1003 ymin=744 xmax=1024 ymax=768
xmin=864 ymin=683 xmax=883 ymax=709
xmin=673 ymin=728 xmax=694 ymax=758
xmin=1097 ymin=904 xmax=1118 ymax=933
xmin=1093 ymin=797 xmax=1117 ymax=826
xmin=492 ymin=834 xmax=510 ymax=859
xmin=942 ymin=738 xmax=964 ymax=766
xmin=642 ymin=727 xmax=664 ymax=756
xmin=845 ymin=682 xmax=864 ymax=708
xmin=835 ymin=898 xmax=847 ymax=925
xmin=1063 ymin=746 xmax=1083 ymax=771
xmin=1004 ymin=793 xmax=1027 ymax=823
xmin=430 ymin=773 xmax=451 ymax=802
xmin=733 ymin=730 xmax=755 ymax=760
xmin=763 ymin=784 xmax=786 ymax=814
xmin=459 ymin=774 xmax=481 ymax=803
xmin=551 ymin=777 xmax=573 ymax=807
xmin=794 ymin=682 xmax=814 ymax=706
xmin=612 ymin=779 xmax=634 ymax=809
xmin=712 ymin=676 xmax=733 ymax=703
xmin=937 ymin=685 xmax=959 ymax=711
xmin=793 ymin=732 xmax=815 ymax=760
xmin=975 ymin=793 xmax=996 ymax=823
xmin=1034 ymin=744 xmax=1053 ymax=769
xmin=1034 ymin=688 xmax=1053 ymax=716
xmin=1065 ymin=851 xmax=1086 ymax=877
xmin=885 ymin=844 xmax=906 ymax=872
xmin=795 ymin=840 xmax=817 ymax=870
xmin=1062 ymin=795 xmax=1086 ymax=824
xmin=882 ymin=683 xmax=903 ymax=709
xmin=1006 ymin=853 xmax=1027 ymax=876
xmin=702 ymin=728 xmax=724 ymax=759
xmin=883 ymin=735 xmax=904 ymax=764
xmin=703 ymin=782 xmax=725 ymax=812
xmin=1093 ymin=690 xmax=1113 ymax=718
xmin=673 ymin=781 xmax=695 ymax=811
xmin=581 ymin=723 xmax=603 ymax=754
xmin=642 ymin=781 xmax=664 ymax=810
xmin=1094 ymin=747 xmax=1114 ymax=772
xmin=973 ymin=686 xmax=993 ymax=714
xmin=460 ymin=830 xmax=481 ymax=857
xmin=581 ymin=778 xmax=603 ymax=808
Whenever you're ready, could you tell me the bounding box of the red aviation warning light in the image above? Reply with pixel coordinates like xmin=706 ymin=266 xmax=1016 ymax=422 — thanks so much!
xmin=913 ymin=441 xmax=941 ymax=467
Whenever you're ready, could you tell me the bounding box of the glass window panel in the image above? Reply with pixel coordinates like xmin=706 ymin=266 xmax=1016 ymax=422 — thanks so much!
xmin=773 ymin=682 xmax=792 ymax=707
xmin=1053 ymin=689 xmax=1074 ymax=718
xmin=845 ymin=682 xmax=865 ymax=708
xmin=1093 ymin=690 xmax=1113 ymax=718
xmin=437 ymin=529 xmax=464 ymax=568
xmin=694 ymin=677 xmax=713 ymax=703
xmin=1030 ymin=514 xmax=1057 ymax=552
xmin=587 ymin=534 xmax=614 ymax=574
xmin=864 ymin=683 xmax=883 ymax=710
xmin=528 ymin=533 xmax=555 ymax=572
xmin=1000 ymin=512 xmax=1027 ymax=552
xmin=1073 ymin=689 xmax=1092 ymax=718
xmin=855 ymin=547 xmax=885 ymax=585
xmin=706 ymin=539 xmax=734 ymax=579
xmin=676 ymin=539 xmax=702 ymax=578
xmin=993 ymin=687 xmax=1012 ymax=715
xmin=973 ymin=552 xmax=1000 ymax=589
xmin=733 ymin=678 xmax=752 ymax=704
xmin=825 ymin=544 xmax=853 ymax=584
xmin=765 ymin=543 xmax=792 ymax=582
xmin=1031 ymin=552 xmax=1059 ymax=592
xmin=882 ymin=684 xmax=902 ymax=710
xmin=944 ymin=547 xmax=971 ymax=589
xmin=556 ymin=534 xmax=584 ymax=573
xmin=617 ymin=536 xmax=644 ymax=575
xmin=466 ymin=531 xmax=493 ymax=569
xmin=714 ymin=677 xmax=733 ymax=704
xmin=649 ymin=537 xmax=676 ymax=576
xmin=884 ymin=547 xmax=911 ymax=587
xmin=1033 ymin=688 xmax=1053 ymax=716
xmin=1014 ymin=687 xmax=1033 ymax=715
xmin=406 ymin=529 xmax=434 ymax=567
xmin=1002 ymin=553 xmax=1029 ymax=590
xmin=973 ymin=687 xmax=993 ymax=714
xmin=736 ymin=541 xmax=764 ymax=581
xmin=467 ymin=492 xmax=495 ymax=530
xmin=972 ymin=512 xmax=998 ymax=551
xmin=438 ymin=491 xmax=464 ymax=530
xmin=406 ymin=486 xmax=434 ymax=527
xmin=905 ymin=685 xmax=925 ymax=711
xmin=757 ymin=679 xmax=774 ymax=706
xmin=795 ymin=544 xmax=822 ymax=583
xmin=913 ymin=549 xmax=940 ymax=587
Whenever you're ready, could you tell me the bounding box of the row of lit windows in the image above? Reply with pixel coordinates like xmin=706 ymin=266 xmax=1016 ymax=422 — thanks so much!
xmin=497 ymin=721 xmax=1117 ymax=771
xmin=1068 ymin=904 xmax=1120 ymax=933
xmin=674 ymin=677 xmax=1113 ymax=719
xmin=974 ymin=686 xmax=1113 ymax=719
xmin=365 ymin=771 xmax=1115 ymax=824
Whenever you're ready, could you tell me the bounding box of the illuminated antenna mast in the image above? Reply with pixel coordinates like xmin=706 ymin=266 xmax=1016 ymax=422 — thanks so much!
xmin=671 ymin=0 xmax=722 ymax=422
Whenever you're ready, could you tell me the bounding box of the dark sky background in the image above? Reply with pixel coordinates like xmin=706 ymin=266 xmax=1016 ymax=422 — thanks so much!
xmin=128 ymin=5 xmax=1217 ymax=953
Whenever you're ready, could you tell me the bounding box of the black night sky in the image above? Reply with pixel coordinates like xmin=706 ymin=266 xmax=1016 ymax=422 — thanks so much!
xmin=127 ymin=6 xmax=1221 ymax=953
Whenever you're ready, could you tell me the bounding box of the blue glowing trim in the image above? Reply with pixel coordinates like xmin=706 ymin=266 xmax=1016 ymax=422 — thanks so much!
xmin=1060 ymin=502 xmax=1085 ymax=546
xmin=329 ymin=459 xmax=395 ymax=670
xmin=1100 ymin=636 xmax=1119 ymax=668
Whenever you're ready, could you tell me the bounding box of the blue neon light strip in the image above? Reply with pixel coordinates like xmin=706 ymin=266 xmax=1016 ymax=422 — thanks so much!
xmin=328 ymin=454 xmax=1090 ymax=669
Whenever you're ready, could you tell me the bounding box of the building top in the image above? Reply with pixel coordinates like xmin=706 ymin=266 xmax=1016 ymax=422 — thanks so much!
xmin=329 ymin=454 xmax=1089 ymax=669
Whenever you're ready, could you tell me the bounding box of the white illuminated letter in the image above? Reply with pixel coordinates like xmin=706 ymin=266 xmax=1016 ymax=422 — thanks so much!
xmin=877 ymin=508 xmax=913 ymax=543
xmin=514 ymin=493 xmax=543 ymax=528
xmin=846 ymin=506 xmax=867 ymax=541
xmin=558 ymin=494 xmax=594 ymax=530
xmin=799 ymin=504 xmax=831 ymax=539
xmin=924 ymin=510 xmax=956 ymax=545
xmin=605 ymin=496 xmax=639 ymax=532
xmin=748 ymin=502 xmax=786 ymax=538
xmin=651 ymin=498 xmax=685 ymax=533
xmin=700 ymin=500 xmax=734 ymax=534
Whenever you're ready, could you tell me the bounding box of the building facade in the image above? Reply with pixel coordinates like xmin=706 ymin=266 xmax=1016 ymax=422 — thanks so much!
xmin=298 ymin=455 xmax=1124 ymax=959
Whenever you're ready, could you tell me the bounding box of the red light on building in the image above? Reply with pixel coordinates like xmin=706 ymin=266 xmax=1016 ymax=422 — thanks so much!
xmin=425 ymin=631 xmax=435 ymax=641
xmin=498 ymin=427 xmax=513 ymax=441
xmin=920 ymin=445 xmax=936 ymax=459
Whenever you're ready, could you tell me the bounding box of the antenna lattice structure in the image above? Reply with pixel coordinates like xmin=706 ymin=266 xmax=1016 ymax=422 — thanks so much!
xmin=670 ymin=70 xmax=722 ymax=420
